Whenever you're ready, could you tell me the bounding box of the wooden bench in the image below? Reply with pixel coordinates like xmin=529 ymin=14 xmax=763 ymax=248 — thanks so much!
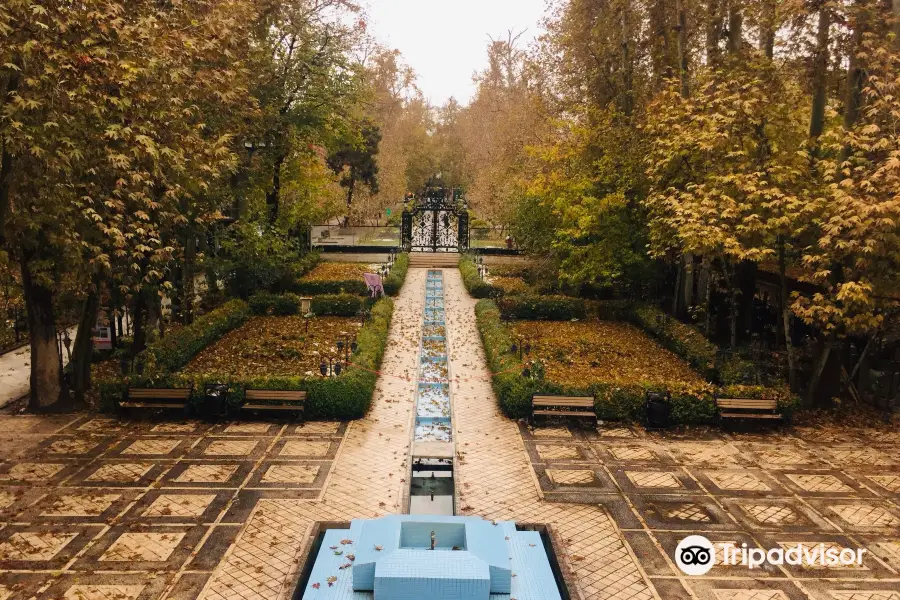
xmin=531 ymin=395 xmax=597 ymax=424
xmin=716 ymin=397 xmax=782 ymax=421
xmin=242 ymin=389 xmax=306 ymax=418
xmin=121 ymin=387 xmax=192 ymax=412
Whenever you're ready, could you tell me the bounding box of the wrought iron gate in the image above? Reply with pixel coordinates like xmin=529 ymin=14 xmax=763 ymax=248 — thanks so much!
xmin=401 ymin=185 xmax=469 ymax=252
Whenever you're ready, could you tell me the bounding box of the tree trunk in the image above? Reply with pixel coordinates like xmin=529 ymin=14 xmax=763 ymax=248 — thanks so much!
xmin=182 ymin=226 xmax=197 ymax=325
xmin=806 ymin=334 xmax=835 ymax=406
xmin=131 ymin=291 xmax=147 ymax=358
xmin=344 ymin=178 xmax=356 ymax=228
xmin=21 ymin=255 xmax=63 ymax=410
xmin=843 ymin=0 xmax=868 ymax=135
xmin=622 ymin=0 xmax=635 ymax=115
xmin=727 ymin=0 xmax=743 ymax=53
xmin=676 ymin=0 xmax=690 ymax=98
xmin=760 ymin=0 xmax=776 ymax=58
xmin=70 ymin=286 xmax=99 ymax=406
xmin=778 ymin=238 xmax=797 ymax=389
xmin=649 ymin=0 xmax=674 ymax=87
xmin=672 ymin=258 xmax=683 ymax=315
xmin=266 ymin=153 xmax=286 ymax=224
xmin=706 ymin=0 xmax=722 ymax=64
xmin=809 ymin=3 xmax=832 ymax=140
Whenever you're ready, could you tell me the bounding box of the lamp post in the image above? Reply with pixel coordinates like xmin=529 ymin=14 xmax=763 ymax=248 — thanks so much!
xmin=319 ymin=356 xmax=342 ymax=377
xmin=336 ymin=335 xmax=357 ymax=363
xmin=510 ymin=336 xmax=531 ymax=360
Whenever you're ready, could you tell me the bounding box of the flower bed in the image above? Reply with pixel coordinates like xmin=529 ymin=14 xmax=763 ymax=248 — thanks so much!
xmin=292 ymin=255 xmax=409 ymax=297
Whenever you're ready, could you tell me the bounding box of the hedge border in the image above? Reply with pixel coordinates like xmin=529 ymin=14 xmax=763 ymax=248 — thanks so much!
xmin=291 ymin=253 xmax=409 ymax=297
xmin=474 ymin=299 xmax=798 ymax=424
xmin=459 ymin=255 xmax=503 ymax=298
xmin=100 ymin=297 xmax=395 ymax=420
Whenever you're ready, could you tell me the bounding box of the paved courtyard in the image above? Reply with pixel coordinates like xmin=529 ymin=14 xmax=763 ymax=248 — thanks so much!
xmin=0 ymin=269 xmax=897 ymax=600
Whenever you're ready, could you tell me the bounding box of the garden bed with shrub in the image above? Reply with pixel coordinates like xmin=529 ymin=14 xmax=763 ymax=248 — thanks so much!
xmin=292 ymin=254 xmax=408 ymax=296
xmin=475 ymin=299 xmax=797 ymax=424
xmin=99 ymin=296 xmax=394 ymax=420
xmin=459 ymin=255 xmax=502 ymax=298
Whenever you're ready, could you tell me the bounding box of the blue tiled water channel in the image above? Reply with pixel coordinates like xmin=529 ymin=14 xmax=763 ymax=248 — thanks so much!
xmin=414 ymin=270 xmax=452 ymax=443
xmin=409 ymin=270 xmax=455 ymax=516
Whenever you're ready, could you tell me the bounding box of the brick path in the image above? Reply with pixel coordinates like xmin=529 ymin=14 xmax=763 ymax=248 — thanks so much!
xmin=0 ymin=268 xmax=898 ymax=600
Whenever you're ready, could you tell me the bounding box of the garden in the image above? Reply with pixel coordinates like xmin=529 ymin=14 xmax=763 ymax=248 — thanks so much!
xmin=472 ymin=288 xmax=799 ymax=426
xmin=93 ymin=254 xmax=409 ymax=421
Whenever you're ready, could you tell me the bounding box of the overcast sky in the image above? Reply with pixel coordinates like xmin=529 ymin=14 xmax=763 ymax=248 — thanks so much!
xmin=364 ymin=0 xmax=547 ymax=106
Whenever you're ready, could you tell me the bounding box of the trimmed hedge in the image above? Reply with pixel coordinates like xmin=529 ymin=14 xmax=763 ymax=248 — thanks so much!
xmin=497 ymin=295 xmax=587 ymax=320
xmin=627 ymin=305 xmax=718 ymax=381
xmin=460 ymin=256 xmax=502 ymax=298
xmin=290 ymin=253 xmax=409 ymax=297
xmin=383 ymin=253 xmax=409 ymax=296
xmin=292 ymin=278 xmax=368 ymax=296
xmin=249 ymin=292 xmax=302 ymax=316
xmin=474 ymin=299 xmax=795 ymax=426
xmin=311 ymin=293 xmax=363 ymax=317
xmin=141 ymin=299 xmax=250 ymax=373
xmin=100 ymin=297 xmax=395 ymax=420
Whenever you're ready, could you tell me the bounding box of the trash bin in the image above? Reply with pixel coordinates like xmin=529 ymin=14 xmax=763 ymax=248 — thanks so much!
xmin=204 ymin=383 xmax=230 ymax=420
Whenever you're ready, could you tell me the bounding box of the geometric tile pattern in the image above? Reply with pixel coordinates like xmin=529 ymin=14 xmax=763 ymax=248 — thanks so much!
xmin=0 ymin=532 xmax=77 ymax=560
xmin=829 ymin=449 xmax=894 ymax=466
xmin=41 ymin=494 xmax=120 ymax=517
xmin=203 ymin=440 xmax=258 ymax=456
xmin=531 ymin=427 xmax=573 ymax=438
xmin=3 ymin=462 xmax=65 ymax=482
xmin=608 ymin=446 xmax=655 ymax=461
xmin=547 ymin=469 xmax=595 ymax=485
xmin=63 ymin=585 xmax=145 ymax=600
xmin=713 ymin=591 xmax=789 ymax=600
xmin=535 ymin=444 xmax=581 ymax=460
xmin=143 ymin=494 xmax=215 ymax=518
xmin=175 ymin=464 xmax=238 ymax=483
xmin=658 ymin=502 xmax=711 ymax=522
xmin=99 ymin=532 xmax=184 ymax=562
xmin=706 ymin=471 xmax=771 ymax=491
xmin=260 ymin=464 xmax=319 ymax=484
xmin=786 ymin=473 xmax=852 ymax=493
xmin=121 ymin=439 xmax=180 ymax=455
xmin=48 ymin=438 xmax=99 ymax=455
xmin=626 ymin=470 xmax=682 ymax=488
xmin=86 ymin=463 xmax=152 ymax=483
xmin=828 ymin=592 xmax=900 ymax=600
xmin=279 ymin=441 xmax=330 ymax=457
xmin=831 ymin=504 xmax=900 ymax=527
xmin=868 ymin=475 xmax=900 ymax=492
xmin=742 ymin=504 xmax=802 ymax=525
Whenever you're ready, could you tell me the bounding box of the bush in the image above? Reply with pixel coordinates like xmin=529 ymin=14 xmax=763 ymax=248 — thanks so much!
xmin=628 ymin=305 xmax=718 ymax=380
xmin=141 ymin=299 xmax=249 ymax=373
xmin=475 ymin=299 xmax=719 ymax=424
xmin=311 ymin=293 xmax=363 ymax=317
xmin=249 ymin=292 xmax=279 ymax=315
xmin=497 ymin=295 xmax=587 ymax=320
xmin=292 ymin=278 xmax=368 ymax=296
xmin=101 ymin=297 xmax=395 ymax=420
xmin=383 ymin=253 xmax=409 ymax=296
xmin=460 ymin=256 xmax=502 ymax=298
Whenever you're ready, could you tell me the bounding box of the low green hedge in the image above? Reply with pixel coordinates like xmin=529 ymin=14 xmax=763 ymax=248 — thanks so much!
xmin=497 ymin=295 xmax=587 ymax=320
xmin=474 ymin=299 xmax=794 ymax=425
xmin=311 ymin=293 xmax=363 ymax=317
xmin=249 ymin=292 xmax=302 ymax=316
xmin=383 ymin=253 xmax=409 ymax=296
xmin=101 ymin=297 xmax=395 ymax=419
xmin=140 ymin=299 xmax=250 ymax=373
xmin=628 ymin=305 xmax=719 ymax=381
xmin=292 ymin=279 xmax=368 ymax=296
xmin=460 ymin=256 xmax=502 ymax=298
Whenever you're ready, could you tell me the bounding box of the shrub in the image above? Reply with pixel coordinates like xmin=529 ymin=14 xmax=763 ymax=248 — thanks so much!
xmin=628 ymin=305 xmax=718 ymax=380
xmin=475 ymin=299 xmax=719 ymax=424
xmin=249 ymin=292 xmax=280 ymax=315
xmin=383 ymin=253 xmax=409 ymax=296
xmin=273 ymin=293 xmax=301 ymax=316
xmin=141 ymin=299 xmax=250 ymax=373
xmin=101 ymin=297 xmax=395 ymax=420
xmin=460 ymin=256 xmax=502 ymax=298
xmin=311 ymin=293 xmax=363 ymax=317
xmin=497 ymin=295 xmax=587 ymax=320
xmin=292 ymin=279 xmax=368 ymax=296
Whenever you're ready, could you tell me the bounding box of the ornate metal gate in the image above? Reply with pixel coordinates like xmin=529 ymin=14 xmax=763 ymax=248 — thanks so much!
xmin=401 ymin=185 xmax=469 ymax=253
